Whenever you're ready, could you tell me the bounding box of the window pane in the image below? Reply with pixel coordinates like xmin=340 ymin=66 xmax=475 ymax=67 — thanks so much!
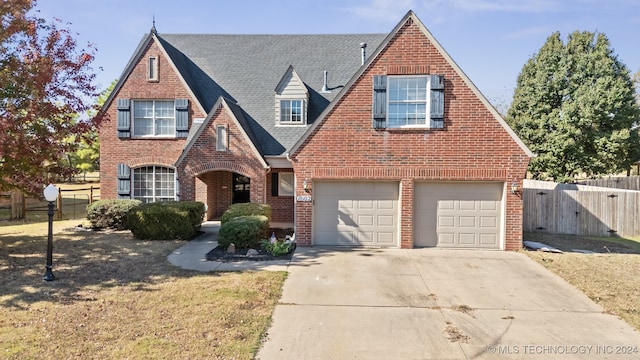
xmin=387 ymin=76 xmax=428 ymax=127
xmin=133 ymin=166 xmax=175 ymax=202
xmin=279 ymin=173 xmax=294 ymax=196
xmin=291 ymin=100 xmax=302 ymax=122
xmin=280 ymin=100 xmax=291 ymax=122
xmin=217 ymin=126 xmax=228 ymax=151
xmin=133 ymin=100 xmax=176 ymax=136
xmin=280 ymin=100 xmax=304 ymax=123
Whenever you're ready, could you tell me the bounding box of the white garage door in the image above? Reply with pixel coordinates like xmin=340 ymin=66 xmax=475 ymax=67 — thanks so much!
xmin=313 ymin=181 xmax=399 ymax=247
xmin=414 ymin=182 xmax=504 ymax=249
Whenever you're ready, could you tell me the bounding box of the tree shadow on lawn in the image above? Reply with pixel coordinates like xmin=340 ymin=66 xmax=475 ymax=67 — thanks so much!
xmin=0 ymin=228 xmax=222 ymax=309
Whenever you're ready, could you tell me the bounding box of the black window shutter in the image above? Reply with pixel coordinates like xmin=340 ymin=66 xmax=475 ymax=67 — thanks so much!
xmin=117 ymin=163 xmax=131 ymax=199
xmin=271 ymin=173 xmax=279 ymax=197
xmin=116 ymin=99 xmax=131 ymax=138
xmin=175 ymin=98 xmax=189 ymax=138
xmin=430 ymin=75 xmax=445 ymax=129
xmin=372 ymin=75 xmax=387 ymax=129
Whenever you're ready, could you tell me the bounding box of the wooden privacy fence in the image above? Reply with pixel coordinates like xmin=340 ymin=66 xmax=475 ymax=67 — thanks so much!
xmin=0 ymin=185 xmax=100 ymax=221
xmin=523 ymin=179 xmax=640 ymax=237
xmin=578 ymin=176 xmax=640 ymax=191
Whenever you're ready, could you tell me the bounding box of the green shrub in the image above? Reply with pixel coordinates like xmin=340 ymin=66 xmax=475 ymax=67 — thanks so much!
xmin=218 ymin=215 xmax=269 ymax=249
xmin=220 ymin=203 xmax=272 ymax=225
xmin=86 ymin=199 xmax=142 ymax=230
xmin=142 ymin=201 xmax=205 ymax=229
xmin=127 ymin=203 xmax=195 ymax=240
xmin=261 ymin=239 xmax=295 ymax=256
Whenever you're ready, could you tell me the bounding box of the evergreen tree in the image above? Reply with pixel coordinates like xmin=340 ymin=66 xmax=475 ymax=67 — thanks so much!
xmin=507 ymin=31 xmax=640 ymax=182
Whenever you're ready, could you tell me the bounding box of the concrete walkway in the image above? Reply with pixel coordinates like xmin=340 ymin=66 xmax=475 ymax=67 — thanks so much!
xmin=167 ymin=221 xmax=291 ymax=271
xmin=168 ymin=224 xmax=640 ymax=359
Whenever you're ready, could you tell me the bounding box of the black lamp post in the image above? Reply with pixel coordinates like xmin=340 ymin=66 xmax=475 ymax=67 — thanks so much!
xmin=43 ymin=184 xmax=58 ymax=281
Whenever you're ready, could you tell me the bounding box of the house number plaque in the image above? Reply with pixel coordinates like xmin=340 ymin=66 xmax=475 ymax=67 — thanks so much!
xmin=296 ymin=195 xmax=312 ymax=202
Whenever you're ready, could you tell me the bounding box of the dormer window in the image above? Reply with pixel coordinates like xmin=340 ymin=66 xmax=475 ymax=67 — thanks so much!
xmin=275 ymin=65 xmax=308 ymax=126
xmin=280 ymin=99 xmax=304 ymax=124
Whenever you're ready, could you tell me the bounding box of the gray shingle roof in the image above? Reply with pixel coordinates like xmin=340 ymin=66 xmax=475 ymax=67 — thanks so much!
xmin=157 ymin=34 xmax=387 ymax=156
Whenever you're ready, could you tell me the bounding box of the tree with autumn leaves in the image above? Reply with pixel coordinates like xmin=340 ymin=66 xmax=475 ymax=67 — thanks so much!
xmin=0 ymin=0 xmax=103 ymax=195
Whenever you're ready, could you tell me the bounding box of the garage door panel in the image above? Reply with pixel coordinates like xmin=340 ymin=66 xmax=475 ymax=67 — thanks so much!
xmin=438 ymin=215 xmax=455 ymax=228
xmin=358 ymin=200 xmax=374 ymax=210
xmin=459 ymin=201 xmax=476 ymax=211
xmin=480 ymin=233 xmax=497 ymax=245
xmin=459 ymin=216 xmax=476 ymax=228
xmin=314 ymin=181 xmax=399 ymax=247
xmin=480 ymin=216 xmax=497 ymax=228
xmin=357 ymin=214 xmax=374 ymax=226
xmin=377 ymin=232 xmax=395 ymax=244
xmin=480 ymin=201 xmax=498 ymax=210
xmin=378 ymin=215 xmax=395 ymax=227
xmin=439 ymin=200 xmax=455 ymax=210
xmin=459 ymin=233 xmax=477 ymax=245
xmin=414 ymin=182 xmax=503 ymax=249
xmin=438 ymin=233 xmax=455 ymax=245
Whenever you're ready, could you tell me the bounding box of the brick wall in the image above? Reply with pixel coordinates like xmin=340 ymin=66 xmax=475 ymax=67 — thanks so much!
xmin=99 ymin=39 xmax=206 ymax=199
xmin=292 ymin=18 xmax=530 ymax=250
xmin=177 ymin=102 xmax=267 ymax=211
xmin=266 ymin=169 xmax=295 ymax=224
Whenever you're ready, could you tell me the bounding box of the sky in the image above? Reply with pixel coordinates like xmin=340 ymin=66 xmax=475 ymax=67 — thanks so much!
xmin=36 ymin=0 xmax=640 ymax=111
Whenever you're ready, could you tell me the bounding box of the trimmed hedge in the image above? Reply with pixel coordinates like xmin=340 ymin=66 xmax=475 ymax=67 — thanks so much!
xmin=220 ymin=203 xmax=271 ymax=225
xmin=126 ymin=201 xmax=205 ymax=240
xmin=86 ymin=199 xmax=142 ymax=230
xmin=217 ymin=215 xmax=269 ymax=249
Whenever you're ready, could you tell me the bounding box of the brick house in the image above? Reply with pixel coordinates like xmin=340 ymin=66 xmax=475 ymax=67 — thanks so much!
xmin=99 ymin=11 xmax=532 ymax=250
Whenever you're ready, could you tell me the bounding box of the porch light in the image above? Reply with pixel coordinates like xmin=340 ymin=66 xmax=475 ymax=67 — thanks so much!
xmin=303 ymin=178 xmax=311 ymax=193
xmin=511 ymin=182 xmax=519 ymax=194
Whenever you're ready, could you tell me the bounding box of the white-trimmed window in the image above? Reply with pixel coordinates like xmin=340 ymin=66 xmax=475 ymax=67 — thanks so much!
xmin=133 ymin=166 xmax=176 ymax=203
xmin=216 ymin=125 xmax=228 ymax=151
xmin=148 ymin=55 xmax=159 ymax=82
xmin=373 ymin=74 xmax=444 ymax=129
xmin=132 ymin=100 xmax=175 ymax=137
xmin=279 ymin=99 xmax=304 ymax=124
xmin=388 ymin=76 xmax=428 ymax=127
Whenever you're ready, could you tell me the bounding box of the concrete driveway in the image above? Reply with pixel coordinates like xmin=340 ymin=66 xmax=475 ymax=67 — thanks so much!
xmin=256 ymin=248 xmax=640 ymax=359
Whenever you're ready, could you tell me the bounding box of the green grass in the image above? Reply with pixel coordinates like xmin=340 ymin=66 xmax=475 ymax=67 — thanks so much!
xmin=0 ymin=220 xmax=286 ymax=359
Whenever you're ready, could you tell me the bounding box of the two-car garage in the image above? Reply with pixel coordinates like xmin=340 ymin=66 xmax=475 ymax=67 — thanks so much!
xmin=312 ymin=181 xmax=504 ymax=249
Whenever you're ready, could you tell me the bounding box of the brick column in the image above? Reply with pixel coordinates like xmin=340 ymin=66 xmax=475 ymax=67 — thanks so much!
xmin=400 ymin=178 xmax=414 ymax=248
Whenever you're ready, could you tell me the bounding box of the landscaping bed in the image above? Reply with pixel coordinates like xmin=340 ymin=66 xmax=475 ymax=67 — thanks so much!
xmin=206 ymin=228 xmax=296 ymax=262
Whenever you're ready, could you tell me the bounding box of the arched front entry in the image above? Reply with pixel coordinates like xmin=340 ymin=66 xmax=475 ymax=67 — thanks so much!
xmin=194 ymin=170 xmax=260 ymax=220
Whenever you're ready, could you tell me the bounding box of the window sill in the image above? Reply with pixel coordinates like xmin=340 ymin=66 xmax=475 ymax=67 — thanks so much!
xmin=131 ymin=136 xmax=179 ymax=139
xmin=276 ymin=123 xmax=307 ymax=127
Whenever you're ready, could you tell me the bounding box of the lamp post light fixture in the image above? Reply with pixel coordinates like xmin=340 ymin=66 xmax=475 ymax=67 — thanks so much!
xmin=43 ymin=184 xmax=58 ymax=281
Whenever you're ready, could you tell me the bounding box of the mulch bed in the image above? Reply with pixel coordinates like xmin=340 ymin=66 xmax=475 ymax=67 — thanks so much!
xmin=205 ymin=227 xmax=296 ymax=262
xmin=205 ymin=244 xmax=296 ymax=262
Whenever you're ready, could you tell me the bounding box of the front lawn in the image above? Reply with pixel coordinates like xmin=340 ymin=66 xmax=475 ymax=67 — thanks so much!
xmin=524 ymin=233 xmax=640 ymax=331
xmin=0 ymin=220 xmax=286 ymax=359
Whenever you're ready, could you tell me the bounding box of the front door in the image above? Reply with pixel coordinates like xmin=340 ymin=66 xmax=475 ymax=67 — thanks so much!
xmin=232 ymin=173 xmax=250 ymax=203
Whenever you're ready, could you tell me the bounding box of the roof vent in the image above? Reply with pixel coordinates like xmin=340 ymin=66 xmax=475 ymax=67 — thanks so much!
xmin=321 ymin=70 xmax=330 ymax=93
xmin=360 ymin=42 xmax=367 ymax=65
